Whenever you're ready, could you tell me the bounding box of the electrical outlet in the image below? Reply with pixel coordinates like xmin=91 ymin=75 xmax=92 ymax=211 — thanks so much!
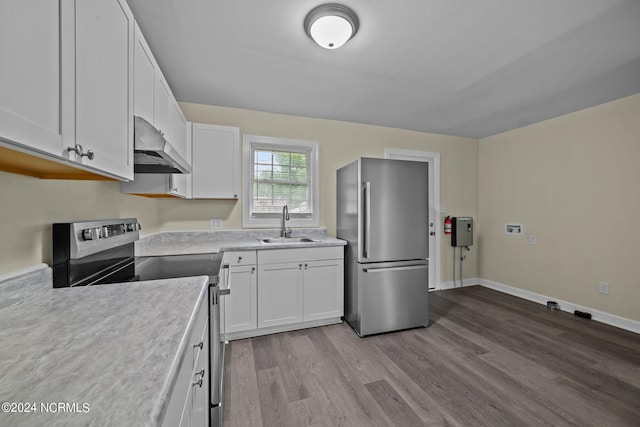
xmin=598 ymin=281 xmax=609 ymax=295
xmin=209 ymin=218 xmax=223 ymax=229
xmin=529 ymin=234 xmax=537 ymax=245
xmin=505 ymin=224 xmax=523 ymax=235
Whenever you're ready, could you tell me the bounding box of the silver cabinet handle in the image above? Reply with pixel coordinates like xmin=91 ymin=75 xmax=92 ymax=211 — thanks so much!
xmin=67 ymin=144 xmax=94 ymax=160
xmin=363 ymin=265 xmax=428 ymax=273
xmin=217 ymin=264 xmax=231 ymax=297
xmin=363 ymin=181 xmax=371 ymax=258
xmin=192 ymin=369 xmax=205 ymax=387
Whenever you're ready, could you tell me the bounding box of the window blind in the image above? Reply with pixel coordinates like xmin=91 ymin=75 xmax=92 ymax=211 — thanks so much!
xmin=250 ymin=145 xmax=313 ymax=218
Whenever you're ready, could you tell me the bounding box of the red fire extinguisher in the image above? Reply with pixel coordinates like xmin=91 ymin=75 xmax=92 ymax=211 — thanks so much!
xmin=444 ymin=216 xmax=452 ymax=235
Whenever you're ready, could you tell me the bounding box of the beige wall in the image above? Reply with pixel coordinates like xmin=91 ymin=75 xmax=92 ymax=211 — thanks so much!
xmin=168 ymin=103 xmax=479 ymax=283
xmin=478 ymin=94 xmax=640 ymax=321
xmin=0 ymin=104 xmax=478 ymax=283
xmin=0 ymin=171 xmax=160 ymax=276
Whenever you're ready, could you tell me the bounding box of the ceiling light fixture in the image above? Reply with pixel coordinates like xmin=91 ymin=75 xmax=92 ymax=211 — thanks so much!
xmin=304 ymin=3 xmax=359 ymax=50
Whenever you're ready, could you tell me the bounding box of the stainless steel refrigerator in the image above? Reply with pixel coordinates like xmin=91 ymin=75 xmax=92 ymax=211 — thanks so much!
xmin=337 ymin=157 xmax=429 ymax=336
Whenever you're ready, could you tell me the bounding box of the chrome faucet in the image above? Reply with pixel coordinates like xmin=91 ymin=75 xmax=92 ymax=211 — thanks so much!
xmin=280 ymin=204 xmax=290 ymax=238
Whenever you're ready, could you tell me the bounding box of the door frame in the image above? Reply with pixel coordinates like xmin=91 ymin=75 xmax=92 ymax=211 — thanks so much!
xmin=384 ymin=148 xmax=441 ymax=290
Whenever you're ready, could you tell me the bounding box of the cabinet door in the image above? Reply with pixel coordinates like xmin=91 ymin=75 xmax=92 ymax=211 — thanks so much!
xmin=64 ymin=0 xmax=134 ymax=180
xmin=258 ymin=262 xmax=302 ymax=328
xmin=0 ymin=1 xmax=63 ymax=156
xmin=154 ymin=76 xmax=171 ymax=139
xmin=303 ymin=259 xmax=344 ymax=321
xmin=191 ymin=123 xmax=240 ymax=199
xmin=169 ymin=99 xmax=188 ymax=160
xmin=133 ymin=23 xmax=155 ymax=124
xmin=224 ymin=265 xmax=257 ymax=333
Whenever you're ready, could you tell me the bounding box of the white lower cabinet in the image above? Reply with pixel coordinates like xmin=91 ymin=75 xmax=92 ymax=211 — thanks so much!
xmin=222 ymin=251 xmax=257 ymax=334
xmin=303 ymin=258 xmax=344 ymax=321
xmin=257 ymin=262 xmax=303 ymax=328
xmin=222 ymin=246 xmax=344 ymax=340
xmin=179 ymin=317 xmax=209 ymax=427
xmin=162 ymin=294 xmax=209 ymax=427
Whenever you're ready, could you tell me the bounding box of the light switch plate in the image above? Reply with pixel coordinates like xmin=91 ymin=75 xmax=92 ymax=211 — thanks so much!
xmin=598 ymin=281 xmax=609 ymax=295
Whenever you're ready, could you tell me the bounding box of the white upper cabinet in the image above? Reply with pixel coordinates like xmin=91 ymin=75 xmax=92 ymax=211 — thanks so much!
xmin=61 ymin=0 xmax=134 ymax=181
xmin=0 ymin=1 xmax=64 ymax=157
xmin=191 ymin=123 xmax=240 ymax=199
xmin=154 ymin=77 xmax=171 ymax=141
xmin=1 ymin=0 xmax=134 ymax=180
xmin=133 ymin=21 xmax=189 ymax=162
xmin=169 ymin=99 xmax=189 ymax=160
xmin=133 ymin=24 xmax=155 ymax=125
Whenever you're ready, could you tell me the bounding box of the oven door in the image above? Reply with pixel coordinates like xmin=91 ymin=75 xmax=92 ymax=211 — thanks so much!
xmin=210 ymin=264 xmax=230 ymax=427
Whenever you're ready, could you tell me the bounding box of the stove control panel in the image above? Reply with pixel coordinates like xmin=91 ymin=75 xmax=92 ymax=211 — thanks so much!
xmin=81 ymin=221 xmax=141 ymax=241
xmin=54 ymin=218 xmax=141 ymax=259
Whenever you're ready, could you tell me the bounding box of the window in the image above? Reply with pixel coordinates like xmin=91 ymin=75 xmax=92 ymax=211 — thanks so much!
xmin=242 ymin=135 xmax=319 ymax=228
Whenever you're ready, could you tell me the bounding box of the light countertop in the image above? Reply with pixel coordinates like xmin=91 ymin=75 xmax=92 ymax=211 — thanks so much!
xmin=135 ymin=228 xmax=346 ymax=257
xmin=0 ymin=267 xmax=208 ymax=427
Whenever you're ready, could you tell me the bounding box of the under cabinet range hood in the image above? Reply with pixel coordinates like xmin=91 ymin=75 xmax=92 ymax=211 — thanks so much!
xmin=133 ymin=116 xmax=191 ymax=174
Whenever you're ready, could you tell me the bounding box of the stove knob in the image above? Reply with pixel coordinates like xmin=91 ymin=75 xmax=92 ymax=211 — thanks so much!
xmin=82 ymin=228 xmax=100 ymax=241
xmin=101 ymin=226 xmax=110 ymax=238
xmin=126 ymin=223 xmax=136 ymax=232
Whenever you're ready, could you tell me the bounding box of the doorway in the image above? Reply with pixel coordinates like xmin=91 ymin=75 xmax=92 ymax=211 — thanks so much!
xmin=384 ymin=148 xmax=441 ymax=290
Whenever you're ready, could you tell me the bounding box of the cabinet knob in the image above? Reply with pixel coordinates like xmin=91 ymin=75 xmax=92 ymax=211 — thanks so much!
xmin=237 ymin=256 xmax=242 ymax=263
xmin=251 ymin=267 xmax=256 ymax=272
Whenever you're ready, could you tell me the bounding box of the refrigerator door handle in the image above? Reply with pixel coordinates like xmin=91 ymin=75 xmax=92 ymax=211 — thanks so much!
xmin=363 ymin=181 xmax=371 ymax=258
xmin=363 ymin=264 xmax=428 ymax=273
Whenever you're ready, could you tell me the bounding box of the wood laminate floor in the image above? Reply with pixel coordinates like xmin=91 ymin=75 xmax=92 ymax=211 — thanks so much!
xmin=222 ymin=285 xmax=640 ymax=426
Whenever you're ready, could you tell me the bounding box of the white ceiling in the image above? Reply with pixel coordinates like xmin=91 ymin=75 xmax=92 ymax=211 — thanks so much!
xmin=126 ymin=0 xmax=640 ymax=138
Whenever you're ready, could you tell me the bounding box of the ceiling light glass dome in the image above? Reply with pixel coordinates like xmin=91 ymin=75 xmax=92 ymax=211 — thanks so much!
xmin=304 ymin=4 xmax=359 ymax=49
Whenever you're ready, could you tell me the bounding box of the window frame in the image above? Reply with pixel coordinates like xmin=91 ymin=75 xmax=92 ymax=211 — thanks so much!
xmin=242 ymin=135 xmax=320 ymax=228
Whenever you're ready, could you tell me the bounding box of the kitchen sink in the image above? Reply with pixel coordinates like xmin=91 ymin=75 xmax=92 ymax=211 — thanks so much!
xmin=259 ymin=237 xmax=318 ymax=244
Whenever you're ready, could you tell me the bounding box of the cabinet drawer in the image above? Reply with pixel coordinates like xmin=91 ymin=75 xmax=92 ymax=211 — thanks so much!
xmin=258 ymin=246 xmax=343 ymax=264
xmin=223 ymin=250 xmax=257 ymax=266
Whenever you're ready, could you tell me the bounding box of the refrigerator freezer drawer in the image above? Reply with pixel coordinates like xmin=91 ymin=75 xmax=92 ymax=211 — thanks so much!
xmin=354 ymin=260 xmax=429 ymax=336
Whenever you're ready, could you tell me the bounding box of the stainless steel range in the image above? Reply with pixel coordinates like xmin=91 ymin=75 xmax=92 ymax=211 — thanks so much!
xmin=52 ymin=218 xmax=227 ymax=427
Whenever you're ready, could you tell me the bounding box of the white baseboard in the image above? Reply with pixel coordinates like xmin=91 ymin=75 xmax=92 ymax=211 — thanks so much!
xmin=478 ymin=278 xmax=640 ymax=335
xmin=436 ymin=278 xmax=480 ymax=290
